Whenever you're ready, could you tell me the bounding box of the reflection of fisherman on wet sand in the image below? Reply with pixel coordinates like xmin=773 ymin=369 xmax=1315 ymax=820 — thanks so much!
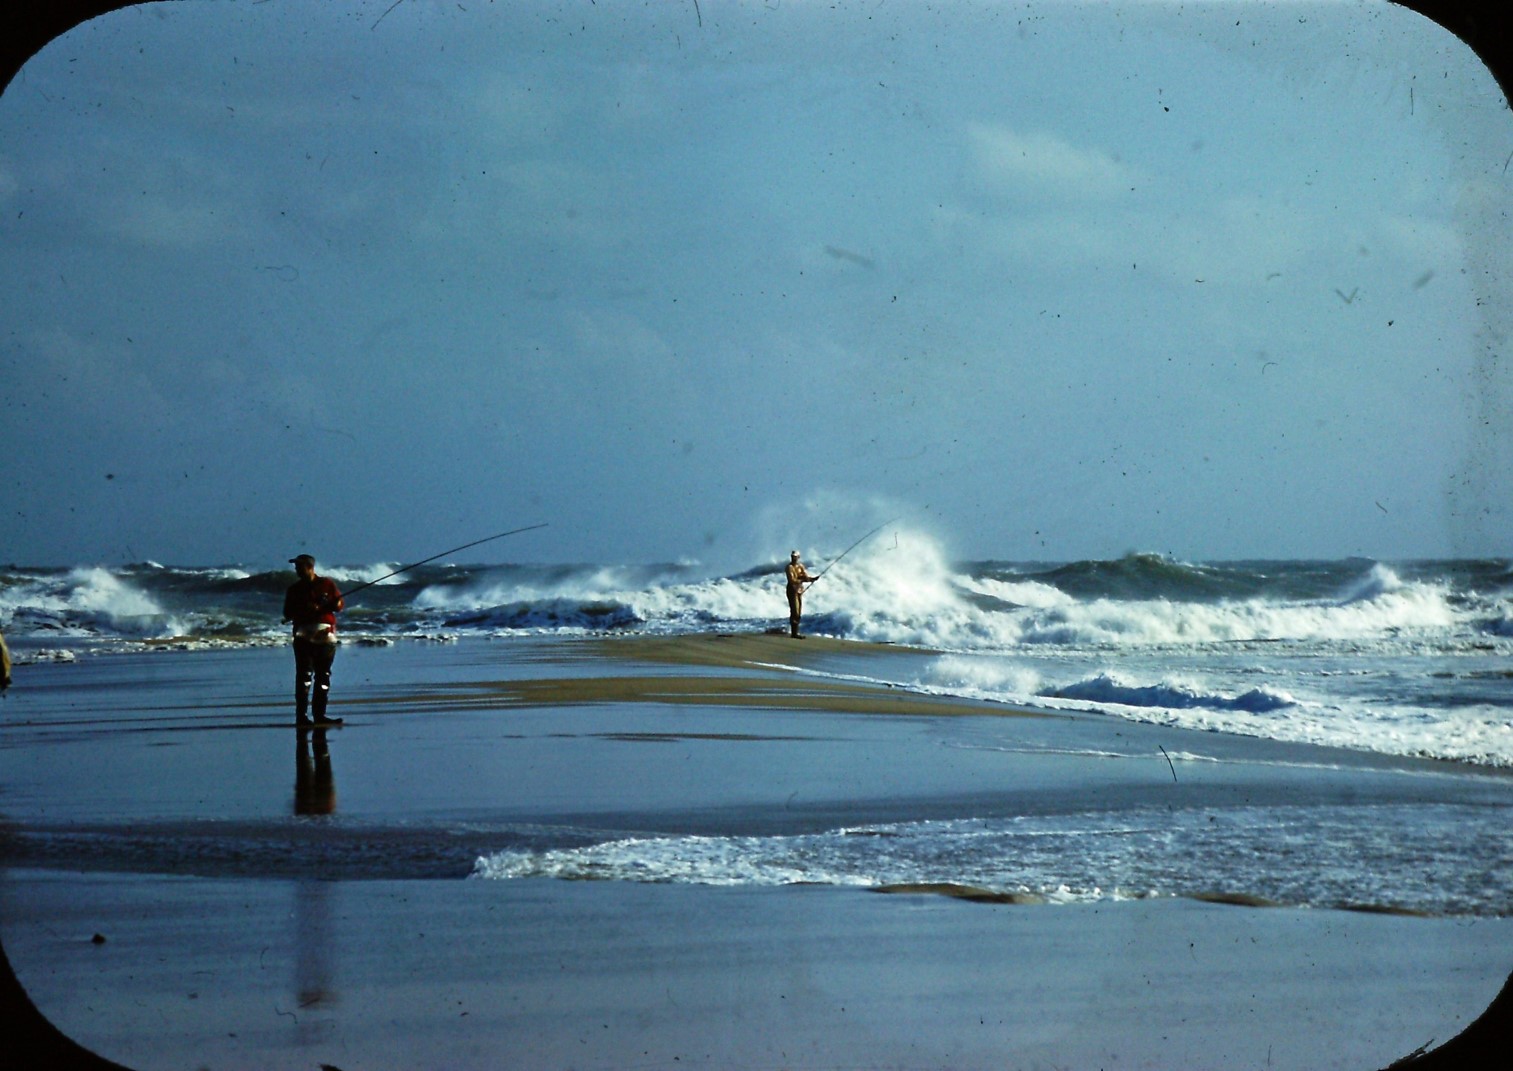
xmin=292 ymin=730 xmax=337 ymax=1023
xmin=785 ymin=550 xmax=819 ymax=638
xmin=295 ymin=728 xmax=337 ymax=816
xmin=293 ymin=876 xmax=338 ymax=1025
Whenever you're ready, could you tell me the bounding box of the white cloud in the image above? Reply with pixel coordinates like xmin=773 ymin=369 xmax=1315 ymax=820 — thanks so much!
xmin=468 ymin=68 xmax=568 ymax=149
xmin=486 ymin=157 xmax=630 ymax=248
xmin=103 ymin=193 xmax=249 ymax=249
xmin=965 ymin=123 xmax=1138 ymax=201
xmin=930 ymin=182 xmax=1454 ymax=293
xmin=25 ymin=327 xmax=173 ymax=421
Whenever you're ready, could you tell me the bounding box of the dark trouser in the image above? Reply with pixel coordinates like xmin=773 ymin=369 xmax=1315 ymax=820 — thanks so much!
xmin=294 ymin=637 xmax=337 ymax=720
xmin=787 ymin=587 xmax=803 ymax=636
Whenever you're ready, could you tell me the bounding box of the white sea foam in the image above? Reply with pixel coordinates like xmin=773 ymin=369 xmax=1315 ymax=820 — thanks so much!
xmin=1045 ymin=673 xmax=1296 ymax=713
xmin=906 ymin=644 xmax=1513 ymax=766
xmin=471 ymin=804 xmax=1513 ymax=915
xmin=959 ymin=575 xmax=1075 ymax=609
xmin=619 ymin=575 xmax=780 ymax=623
xmin=1338 ymin=562 xmax=1405 ymax=603
xmin=1023 ymin=675 xmax=1513 ymax=767
xmin=471 ymin=833 xmax=879 ymax=888
xmin=21 ymin=648 xmax=78 ymax=664
xmin=319 ymin=562 xmax=416 ymax=587
xmin=918 ymin=655 xmax=1045 ymax=701
xmin=65 ymin=567 xmax=164 ymax=617
xmin=0 ymin=567 xmax=196 ymax=640
xmin=1012 ymin=586 xmax=1458 ymax=648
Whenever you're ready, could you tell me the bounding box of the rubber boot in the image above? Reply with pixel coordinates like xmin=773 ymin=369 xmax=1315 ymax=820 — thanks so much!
xmin=311 ymin=683 xmax=335 ymax=725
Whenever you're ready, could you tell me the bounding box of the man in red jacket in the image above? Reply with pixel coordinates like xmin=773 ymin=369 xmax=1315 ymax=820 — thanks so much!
xmin=282 ymin=554 xmax=345 ymax=727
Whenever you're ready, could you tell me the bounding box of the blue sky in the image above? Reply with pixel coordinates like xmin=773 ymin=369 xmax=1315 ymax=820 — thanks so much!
xmin=2 ymin=1 xmax=1510 ymax=568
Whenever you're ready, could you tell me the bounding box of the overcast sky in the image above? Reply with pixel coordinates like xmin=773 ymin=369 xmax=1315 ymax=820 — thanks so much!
xmin=2 ymin=1 xmax=1510 ymax=569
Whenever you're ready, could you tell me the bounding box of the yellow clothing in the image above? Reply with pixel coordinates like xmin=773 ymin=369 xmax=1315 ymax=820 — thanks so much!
xmin=785 ymin=560 xmax=816 ymax=636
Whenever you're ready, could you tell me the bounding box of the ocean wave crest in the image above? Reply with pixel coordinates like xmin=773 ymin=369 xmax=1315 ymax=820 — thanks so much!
xmin=1011 ymin=581 xmax=1457 ymax=648
xmin=1043 ymin=673 xmax=1296 ymax=713
xmin=442 ymin=598 xmax=643 ymax=631
xmin=2 ymin=567 xmax=186 ymax=639
xmin=1337 ymin=562 xmax=1405 ymax=604
xmin=1036 ymin=553 xmax=1235 ymax=600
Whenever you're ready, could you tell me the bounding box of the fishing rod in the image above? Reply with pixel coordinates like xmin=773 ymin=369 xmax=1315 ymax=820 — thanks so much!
xmin=804 ymin=518 xmax=898 ymax=588
xmin=336 ymin=523 xmax=549 ymax=601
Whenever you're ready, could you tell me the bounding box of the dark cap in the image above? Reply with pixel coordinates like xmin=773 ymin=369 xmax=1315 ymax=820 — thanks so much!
xmin=289 ymin=554 xmax=316 ymax=566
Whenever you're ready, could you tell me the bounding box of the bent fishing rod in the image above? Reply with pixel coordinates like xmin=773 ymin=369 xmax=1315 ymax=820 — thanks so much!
xmin=336 ymin=523 xmax=549 ymax=601
xmin=804 ymin=518 xmax=898 ymax=588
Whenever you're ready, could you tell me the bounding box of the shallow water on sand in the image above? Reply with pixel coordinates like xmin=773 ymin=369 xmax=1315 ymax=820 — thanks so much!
xmin=2 ymin=636 xmax=1509 ymax=917
xmin=4 ymin=634 xmax=1512 ymax=1071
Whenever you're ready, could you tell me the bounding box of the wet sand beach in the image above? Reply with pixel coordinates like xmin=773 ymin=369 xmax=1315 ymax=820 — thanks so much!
xmin=2 ymin=631 xmax=1510 ymax=1069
